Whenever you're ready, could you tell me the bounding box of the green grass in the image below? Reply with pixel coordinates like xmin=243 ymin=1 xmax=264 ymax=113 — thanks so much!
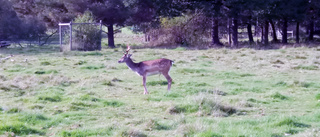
xmin=0 ymin=124 xmax=44 ymax=135
xmin=1 ymin=45 xmax=320 ymax=136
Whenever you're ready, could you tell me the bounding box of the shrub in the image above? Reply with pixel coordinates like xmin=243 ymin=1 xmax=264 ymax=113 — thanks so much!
xmin=147 ymin=12 xmax=211 ymax=47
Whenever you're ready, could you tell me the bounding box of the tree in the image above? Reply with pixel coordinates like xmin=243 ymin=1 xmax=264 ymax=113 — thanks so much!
xmin=1 ymin=0 xmax=46 ymax=43
xmin=224 ymin=0 xmax=243 ymax=48
xmin=306 ymin=0 xmax=320 ymax=41
xmin=12 ymin=0 xmax=72 ymax=28
xmin=69 ymin=11 xmax=102 ymax=51
xmin=89 ymin=0 xmax=129 ymax=48
xmin=240 ymin=0 xmax=262 ymax=44
xmin=269 ymin=0 xmax=308 ymax=44
xmin=128 ymin=0 xmax=157 ymax=42
xmin=0 ymin=0 xmax=21 ymax=40
xmin=201 ymin=0 xmax=224 ymax=47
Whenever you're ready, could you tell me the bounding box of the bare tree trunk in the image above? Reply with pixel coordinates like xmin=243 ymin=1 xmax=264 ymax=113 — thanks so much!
xmin=211 ymin=18 xmax=223 ymax=47
xmin=264 ymin=20 xmax=269 ymax=45
xmin=308 ymin=20 xmax=314 ymax=41
xmin=232 ymin=18 xmax=238 ymax=48
xmin=296 ymin=22 xmax=300 ymax=44
xmin=247 ymin=23 xmax=254 ymax=43
xmin=282 ymin=19 xmax=288 ymax=44
xmin=269 ymin=20 xmax=278 ymax=42
xmin=107 ymin=23 xmax=115 ymax=48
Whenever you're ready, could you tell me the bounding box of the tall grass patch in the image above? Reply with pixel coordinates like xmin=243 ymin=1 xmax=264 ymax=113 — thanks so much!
xmin=61 ymin=127 xmax=114 ymax=137
xmin=168 ymin=93 xmax=237 ymax=117
xmin=18 ymin=113 xmax=48 ymax=125
xmin=0 ymin=123 xmax=44 ymax=135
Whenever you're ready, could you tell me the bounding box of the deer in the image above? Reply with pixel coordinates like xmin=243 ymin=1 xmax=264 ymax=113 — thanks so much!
xmin=118 ymin=46 xmax=174 ymax=94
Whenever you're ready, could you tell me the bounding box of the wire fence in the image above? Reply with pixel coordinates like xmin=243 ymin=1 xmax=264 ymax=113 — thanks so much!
xmin=59 ymin=20 xmax=102 ymax=51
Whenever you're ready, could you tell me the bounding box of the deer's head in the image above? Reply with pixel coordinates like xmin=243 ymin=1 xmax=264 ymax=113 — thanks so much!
xmin=118 ymin=46 xmax=132 ymax=63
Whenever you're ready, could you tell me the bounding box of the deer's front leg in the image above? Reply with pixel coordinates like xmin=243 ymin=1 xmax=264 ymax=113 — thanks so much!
xmin=142 ymin=75 xmax=149 ymax=94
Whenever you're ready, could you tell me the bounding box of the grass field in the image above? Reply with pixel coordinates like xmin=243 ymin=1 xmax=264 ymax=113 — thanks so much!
xmin=1 ymin=44 xmax=320 ymax=137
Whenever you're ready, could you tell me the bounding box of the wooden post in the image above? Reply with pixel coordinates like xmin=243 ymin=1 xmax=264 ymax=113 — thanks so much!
xmin=99 ymin=20 xmax=102 ymax=50
xmin=59 ymin=23 xmax=62 ymax=51
xmin=70 ymin=21 xmax=72 ymax=51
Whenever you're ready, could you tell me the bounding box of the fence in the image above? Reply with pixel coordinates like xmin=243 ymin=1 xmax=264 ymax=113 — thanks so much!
xmin=59 ymin=20 xmax=102 ymax=51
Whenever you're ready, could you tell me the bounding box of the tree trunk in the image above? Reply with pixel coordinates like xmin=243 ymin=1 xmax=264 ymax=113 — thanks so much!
xmin=247 ymin=23 xmax=254 ymax=43
xmin=107 ymin=23 xmax=115 ymax=48
xmin=261 ymin=26 xmax=264 ymax=43
xmin=264 ymin=20 xmax=269 ymax=45
xmin=296 ymin=22 xmax=300 ymax=44
xmin=145 ymin=33 xmax=148 ymax=42
xmin=211 ymin=18 xmax=223 ymax=47
xmin=232 ymin=18 xmax=238 ymax=48
xmin=308 ymin=20 xmax=314 ymax=41
xmin=228 ymin=18 xmax=232 ymax=45
xmin=282 ymin=19 xmax=287 ymax=44
xmin=269 ymin=20 xmax=278 ymax=42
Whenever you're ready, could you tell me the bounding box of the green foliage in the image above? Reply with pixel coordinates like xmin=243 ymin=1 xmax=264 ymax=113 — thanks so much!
xmin=66 ymin=11 xmax=101 ymax=51
xmin=149 ymin=13 xmax=211 ymax=47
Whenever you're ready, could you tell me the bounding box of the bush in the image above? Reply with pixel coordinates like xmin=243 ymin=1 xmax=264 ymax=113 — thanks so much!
xmin=147 ymin=12 xmax=211 ymax=48
xmin=64 ymin=11 xmax=101 ymax=51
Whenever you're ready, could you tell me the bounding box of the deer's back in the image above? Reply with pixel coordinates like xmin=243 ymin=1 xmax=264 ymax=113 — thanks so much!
xmin=138 ymin=58 xmax=173 ymax=74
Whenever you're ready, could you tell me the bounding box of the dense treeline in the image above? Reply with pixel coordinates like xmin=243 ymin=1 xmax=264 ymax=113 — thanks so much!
xmin=1 ymin=0 xmax=320 ymax=48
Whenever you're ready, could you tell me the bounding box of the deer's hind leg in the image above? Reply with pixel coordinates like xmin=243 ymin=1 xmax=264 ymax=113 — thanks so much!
xmin=163 ymin=73 xmax=172 ymax=91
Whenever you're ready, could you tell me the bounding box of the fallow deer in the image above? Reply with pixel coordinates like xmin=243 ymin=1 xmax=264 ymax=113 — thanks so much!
xmin=118 ymin=46 xmax=174 ymax=94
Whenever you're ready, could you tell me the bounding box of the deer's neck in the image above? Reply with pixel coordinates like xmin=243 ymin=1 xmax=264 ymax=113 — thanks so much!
xmin=125 ymin=58 xmax=140 ymax=72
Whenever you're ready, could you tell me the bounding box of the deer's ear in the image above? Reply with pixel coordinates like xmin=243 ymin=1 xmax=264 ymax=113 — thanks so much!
xmin=127 ymin=54 xmax=132 ymax=58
